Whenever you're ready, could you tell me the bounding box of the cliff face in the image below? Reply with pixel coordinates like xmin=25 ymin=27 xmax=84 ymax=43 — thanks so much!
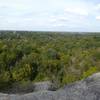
xmin=1 ymin=73 xmax=100 ymax=100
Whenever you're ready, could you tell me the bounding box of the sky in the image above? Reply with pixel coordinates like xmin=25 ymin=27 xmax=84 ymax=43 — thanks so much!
xmin=0 ymin=0 xmax=100 ymax=32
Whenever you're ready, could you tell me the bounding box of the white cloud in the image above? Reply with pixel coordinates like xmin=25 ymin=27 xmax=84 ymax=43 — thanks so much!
xmin=0 ymin=0 xmax=99 ymax=31
xmin=95 ymin=4 xmax=100 ymax=10
xmin=53 ymin=23 xmax=64 ymax=27
xmin=49 ymin=15 xmax=69 ymax=23
xmin=49 ymin=16 xmax=58 ymax=23
xmin=64 ymin=7 xmax=89 ymax=16
xmin=96 ymin=16 xmax=100 ymax=20
xmin=58 ymin=17 xmax=68 ymax=21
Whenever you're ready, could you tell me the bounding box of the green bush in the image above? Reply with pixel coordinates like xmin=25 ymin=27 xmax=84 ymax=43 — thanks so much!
xmin=82 ymin=66 xmax=98 ymax=79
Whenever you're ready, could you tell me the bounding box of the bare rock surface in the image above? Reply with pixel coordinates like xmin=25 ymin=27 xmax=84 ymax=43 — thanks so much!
xmin=1 ymin=73 xmax=100 ymax=100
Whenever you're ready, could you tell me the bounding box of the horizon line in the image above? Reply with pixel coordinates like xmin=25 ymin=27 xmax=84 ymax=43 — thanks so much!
xmin=0 ymin=30 xmax=100 ymax=33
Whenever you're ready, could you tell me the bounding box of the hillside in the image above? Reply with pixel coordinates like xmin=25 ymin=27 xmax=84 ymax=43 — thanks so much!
xmin=0 ymin=31 xmax=100 ymax=91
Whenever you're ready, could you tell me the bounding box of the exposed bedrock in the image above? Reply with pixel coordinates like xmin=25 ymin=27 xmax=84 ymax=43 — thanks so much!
xmin=1 ymin=73 xmax=100 ymax=100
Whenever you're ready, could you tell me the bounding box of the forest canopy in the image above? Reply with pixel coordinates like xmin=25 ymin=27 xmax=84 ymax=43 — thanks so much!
xmin=0 ymin=31 xmax=100 ymax=90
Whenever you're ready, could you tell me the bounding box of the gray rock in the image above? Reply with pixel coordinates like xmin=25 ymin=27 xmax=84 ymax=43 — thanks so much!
xmin=33 ymin=81 xmax=57 ymax=91
xmin=1 ymin=73 xmax=100 ymax=100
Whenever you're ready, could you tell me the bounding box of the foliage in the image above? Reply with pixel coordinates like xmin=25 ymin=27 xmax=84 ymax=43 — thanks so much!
xmin=0 ymin=31 xmax=100 ymax=89
xmin=82 ymin=66 xmax=98 ymax=79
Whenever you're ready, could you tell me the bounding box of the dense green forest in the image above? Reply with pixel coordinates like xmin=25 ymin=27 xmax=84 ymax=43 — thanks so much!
xmin=0 ymin=31 xmax=100 ymax=90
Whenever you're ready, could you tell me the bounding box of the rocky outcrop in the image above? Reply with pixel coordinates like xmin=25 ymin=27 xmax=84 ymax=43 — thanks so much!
xmin=1 ymin=81 xmax=57 ymax=94
xmin=1 ymin=73 xmax=100 ymax=100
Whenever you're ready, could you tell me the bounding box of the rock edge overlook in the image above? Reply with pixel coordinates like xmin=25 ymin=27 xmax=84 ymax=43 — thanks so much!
xmin=1 ymin=73 xmax=100 ymax=100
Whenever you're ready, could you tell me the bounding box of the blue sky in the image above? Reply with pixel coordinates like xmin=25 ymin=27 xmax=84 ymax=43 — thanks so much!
xmin=0 ymin=0 xmax=100 ymax=32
